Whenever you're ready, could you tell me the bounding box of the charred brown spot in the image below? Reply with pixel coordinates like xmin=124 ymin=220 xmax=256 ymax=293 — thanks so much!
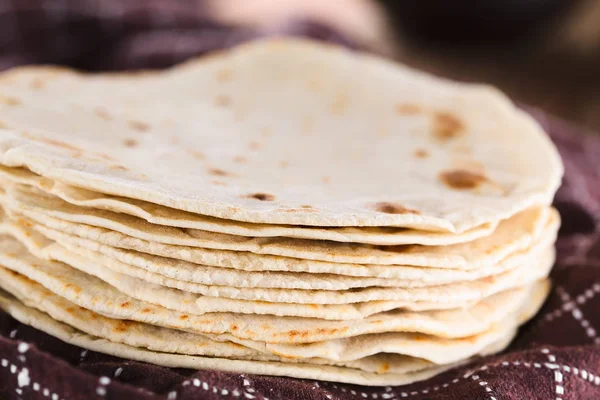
xmin=439 ymin=169 xmax=488 ymax=190
xmin=233 ymin=155 xmax=247 ymax=163
xmin=231 ymin=324 xmax=239 ymax=331
xmin=216 ymin=69 xmax=233 ymax=83
xmin=301 ymin=205 xmax=313 ymax=209
xmin=248 ymin=141 xmax=262 ymax=151
xmin=95 ymin=108 xmax=112 ymax=120
xmin=128 ymin=120 xmax=150 ymax=132
xmin=141 ymin=308 xmax=153 ymax=313
xmin=433 ymin=112 xmax=464 ymax=140
xmin=179 ymin=314 xmax=189 ymax=320
xmin=123 ymin=139 xmax=138 ymax=148
xmin=279 ymin=160 xmax=289 ymax=168
xmin=22 ymin=133 xmax=82 ymax=152
xmin=414 ymin=149 xmax=429 ymax=158
xmin=214 ymin=95 xmax=232 ymax=107
xmin=208 ymin=168 xmax=230 ymax=177
xmin=321 ymin=176 xmax=331 ymax=184
xmin=373 ymin=202 xmax=420 ymax=215
xmin=114 ymin=321 xmax=130 ymax=333
xmin=30 ymin=79 xmax=45 ymax=89
xmin=378 ymin=363 xmax=391 ymax=374
xmin=1 ymin=96 xmax=21 ymax=106
xmin=395 ymin=104 xmax=422 ymax=115
xmin=120 ymin=301 xmax=131 ymax=308
xmin=246 ymin=193 xmax=275 ymax=201
xmin=188 ymin=150 xmax=204 ymax=160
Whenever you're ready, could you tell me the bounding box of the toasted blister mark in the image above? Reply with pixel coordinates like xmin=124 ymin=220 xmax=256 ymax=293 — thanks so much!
xmin=123 ymin=139 xmax=138 ymax=148
xmin=432 ymin=111 xmax=465 ymax=141
xmin=216 ymin=69 xmax=233 ymax=83
xmin=279 ymin=160 xmax=289 ymax=168
xmin=30 ymin=78 xmax=45 ymax=90
xmin=208 ymin=168 xmax=231 ymax=177
xmin=372 ymin=202 xmax=420 ymax=215
xmin=110 ymin=165 xmax=129 ymax=172
xmin=94 ymin=108 xmax=112 ymax=120
xmin=321 ymin=176 xmax=331 ymax=184
xmin=414 ymin=149 xmax=429 ymax=158
xmin=245 ymin=193 xmax=275 ymax=201
xmin=395 ymin=103 xmax=422 ymax=115
xmin=0 ymin=95 xmax=21 ymax=105
xmin=214 ymin=95 xmax=232 ymax=107
xmin=188 ymin=150 xmax=205 ymax=160
xmin=329 ymin=92 xmax=349 ymax=114
xmin=248 ymin=141 xmax=262 ymax=151
xmin=439 ymin=169 xmax=490 ymax=190
xmin=128 ymin=120 xmax=150 ymax=132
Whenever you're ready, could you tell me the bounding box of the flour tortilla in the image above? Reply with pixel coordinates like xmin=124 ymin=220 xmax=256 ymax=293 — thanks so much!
xmin=0 ymin=266 xmax=534 ymax=366
xmin=0 ymin=184 xmax=550 ymax=267
xmin=0 ymin=292 xmax=491 ymax=386
xmin=4 ymin=214 xmax=555 ymax=306
xmin=5 ymin=202 xmax=557 ymax=275
xmin=37 ymin=220 xmax=557 ymax=290
xmin=0 ymin=166 xmax=497 ymax=245
xmin=0 ymin=236 xmax=543 ymax=343
xmin=0 ymin=39 xmax=562 ymax=231
xmin=0 ymin=219 xmax=555 ymax=318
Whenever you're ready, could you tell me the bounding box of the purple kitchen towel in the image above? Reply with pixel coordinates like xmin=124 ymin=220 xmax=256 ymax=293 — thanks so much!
xmin=0 ymin=1 xmax=599 ymax=399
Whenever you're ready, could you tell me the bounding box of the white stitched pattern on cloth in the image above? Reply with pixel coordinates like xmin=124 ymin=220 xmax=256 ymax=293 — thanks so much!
xmin=1 ymin=357 xmax=63 ymax=400
xmin=557 ymin=286 xmax=600 ymax=344
xmin=543 ymin=348 xmax=564 ymax=400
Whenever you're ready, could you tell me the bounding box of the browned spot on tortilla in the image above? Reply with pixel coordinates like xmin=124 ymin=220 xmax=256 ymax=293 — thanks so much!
xmin=301 ymin=205 xmax=313 ymax=209
xmin=373 ymin=202 xmax=420 ymax=215
xmin=248 ymin=141 xmax=262 ymax=151
xmin=395 ymin=103 xmax=422 ymax=115
xmin=279 ymin=160 xmax=289 ymax=168
xmin=114 ymin=321 xmax=130 ymax=333
xmin=29 ymin=78 xmax=45 ymax=89
xmin=246 ymin=193 xmax=275 ymax=201
xmin=432 ymin=112 xmax=464 ymax=140
xmin=123 ymin=139 xmax=138 ymax=148
xmin=216 ymin=69 xmax=233 ymax=82
xmin=208 ymin=168 xmax=230 ymax=177
xmin=1 ymin=95 xmax=21 ymax=106
xmin=231 ymin=325 xmax=239 ymax=331
xmin=211 ymin=180 xmax=227 ymax=186
xmin=233 ymin=155 xmax=247 ymax=163
xmin=128 ymin=120 xmax=150 ymax=132
xmin=329 ymin=92 xmax=348 ymax=115
xmin=94 ymin=107 xmax=112 ymax=120
xmin=141 ymin=308 xmax=153 ymax=313
xmin=309 ymin=304 xmax=319 ymax=310
xmin=378 ymin=363 xmax=391 ymax=374
xmin=97 ymin=153 xmax=117 ymax=161
xmin=64 ymin=283 xmax=82 ymax=294
xmin=439 ymin=169 xmax=488 ymax=190
xmin=321 ymin=176 xmax=331 ymax=184
xmin=21 ymin=132 xmax=83 ymax=152
xmin=120 ymin=302 xmax=130 ymax=308
xmin=214 ymin=95 xmax=232 ymax=107
xmin=414 ymin=148 xmax=429 ymax=158
xmin=179 ymin=314 xmax=189 ymax=320
xmin=261 ymin=127 xmax=272 ymax=138
xmin=188 ymin=150 xmax=204 ymax=160
xmin=110 ymin=164 xmax=129 ymax=171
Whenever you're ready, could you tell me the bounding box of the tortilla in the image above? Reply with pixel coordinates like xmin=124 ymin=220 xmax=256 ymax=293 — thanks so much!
xmin=0 ymin=166 xmax=497 ymax=245
xmin=0 ymin=235 xmax=545 ymax=343
xmin=0 ymin=39 xmax=562 ymax=231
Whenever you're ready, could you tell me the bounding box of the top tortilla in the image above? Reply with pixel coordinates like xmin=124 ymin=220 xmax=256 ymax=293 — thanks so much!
xmin=0 ymin=39 xmax=562 ymax=231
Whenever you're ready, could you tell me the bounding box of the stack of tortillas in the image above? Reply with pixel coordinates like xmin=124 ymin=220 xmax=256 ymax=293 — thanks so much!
xmin=0 ymin=39 xmax=563 ymax=386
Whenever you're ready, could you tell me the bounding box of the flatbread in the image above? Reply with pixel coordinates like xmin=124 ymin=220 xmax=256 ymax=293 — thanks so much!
xmin=0 ymin=166 xmax=497 ymax=245
xmin=0 ymin=236 xmax=544 ymax=343
xmin=0 ymin=291 xmax=476 ymax=385
xmin=0 ymin=267 xmax=535 ymax=366
xmin=0 ymin=39 xmax=562 ymax=231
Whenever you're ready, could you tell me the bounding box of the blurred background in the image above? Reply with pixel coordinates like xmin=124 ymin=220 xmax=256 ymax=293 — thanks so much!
xmin=0 ymin=0 xmax=599 ymax=131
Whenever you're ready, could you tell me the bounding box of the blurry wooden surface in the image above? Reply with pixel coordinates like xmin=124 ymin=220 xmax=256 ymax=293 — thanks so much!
xmin=386 ymin=0 xmax=600 ymax=133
